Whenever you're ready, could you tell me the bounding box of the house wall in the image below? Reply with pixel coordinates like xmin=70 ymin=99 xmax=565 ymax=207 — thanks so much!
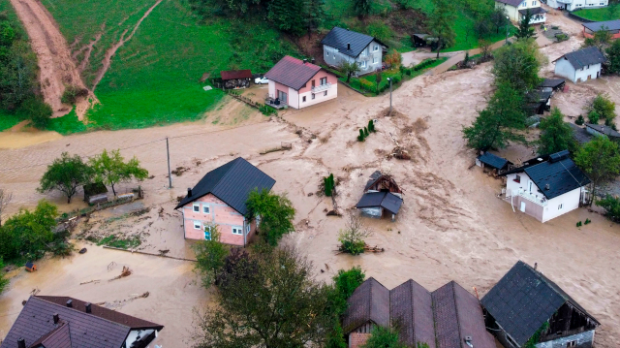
xmin=541 ymin=187 xmax=582 ymax=222
xmin=297 ymin=71 xmax=338 ymax=108
xmin=181 ymin=194 xmax=256 ymax=246
xmin=536 ymin=330 xmax=595 ymax=348
xmin=555 ymin=59 xmax=601 ymax=83
xmin=496 ymin=0 xmax=543 ymax=22
xmin=554 ymin=58 xmax=578 ymax=83
xmin=359 ymin=206 xmax=383 ymax=219
xmin=561 ymin=0 xmax=608 ymax=11
xmin=323 ymin=41 xmax=384 ymax=76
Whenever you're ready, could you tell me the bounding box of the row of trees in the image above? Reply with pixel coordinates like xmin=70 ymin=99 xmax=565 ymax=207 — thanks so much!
xmin=38 ymin=150 xmax=149 ymax=203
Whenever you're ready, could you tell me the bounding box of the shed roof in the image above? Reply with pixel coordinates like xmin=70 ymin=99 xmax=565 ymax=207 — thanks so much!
xmin=175 ymin=157 xmax=275 ymax=215
xmin=481 ymin=261 xmax=600 ymax=346
xmin=494 ymin=0 xmax=525 ymax=8
xmin=264 ymin=56 xmax=322 ymax=91
xmin=355 ymin=192 xmax=403 ymax=215
xmin=568 ymin=123 xmax=593 ymax=145
xmin=539 ymin=78 xmax=565 ymax=89
xmin=321 ymin=27 xmax=386 ymax=58
xmin=583 ymin=19 xmax=620 ymax=32
xmin=221 ymin=69 xmax=252 ymax=80
xmin=586 ymin=123 xmax=620 ymax=138
xmin=554 ymin=47 xmax=606 ymax=70
xmin=343 ymin=277 xmax=391 ymax=333
xmin=477 ymin=152 xmax=511 ymax=170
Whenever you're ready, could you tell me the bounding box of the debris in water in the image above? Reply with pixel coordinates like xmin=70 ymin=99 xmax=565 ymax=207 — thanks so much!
xmin=109 ymin=266 xmax=132 ymax=281
xmin=79 ymin=248 xmax=87 ymax=254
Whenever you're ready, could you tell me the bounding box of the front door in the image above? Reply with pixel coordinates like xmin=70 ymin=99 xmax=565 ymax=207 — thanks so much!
xmin=520 ymin=202 xmax=526 ymax=213
xmin=278 ymin=90 xmax=287 ymax=103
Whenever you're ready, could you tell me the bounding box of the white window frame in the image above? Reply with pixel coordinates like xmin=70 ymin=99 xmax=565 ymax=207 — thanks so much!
xmin=320 ymin=77 xmax=327 ymax=85
xmin=373 ymin=57 xmax=377 ymax=64
xmin=232 ymin=226 xmax=243 ymax=235
xmin=361 ymin=61 xmax=367 ymax=68
xmin=312 ymin=93 xmax=315 ymax=100
xmin=324 ymin=90 xmax=328 ymax=96
xmin=374 ymin=45 xmax=379 ymax=51
xmin=193 ymin=203 xmax=200 ymax=212
xmin=194 ymin=221 xmax=202 ymax=230
xmin=558 ymin=204 xmax=563 ymax=210
xmin=203 ymin=204 xmax=210 ymax=214
xmin=246 ymin=224 xmax=251 ymax=234
xmin=532 ymin=0 xmax=537 ymax=5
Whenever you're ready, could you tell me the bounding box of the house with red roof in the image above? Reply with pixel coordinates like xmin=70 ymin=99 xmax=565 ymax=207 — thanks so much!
xmin=264 ymin=55 xmax=337 ymax=109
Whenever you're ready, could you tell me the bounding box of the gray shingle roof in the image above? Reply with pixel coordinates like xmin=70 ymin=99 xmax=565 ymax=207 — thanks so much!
xmin=321 ymin=27 xmax=384 ymax=58
xmin=355 ymin=192 xmax=403 ymax=215
xmin=523 ymin=151 xmax=590 ymax=200
xmin=586 ymin=123 xmax=620 ymax=138
xmin=264 ymin=56 xmax=322 ymax=91
xmin=482 ymin=261 xmax=600 ymax=346
xmin=539 ymin=78 xmax=565 ymax=89
xmin=568 ymin=123 xmax=593 ymax=145
xmin=583 ymin=19 xmax=620 ymax=32
xmin=555 ymin=47 xmax=606 ymax=70
xmin=175 ymin=157 xmax=275 ymax=215
xmin=477 ymin=152 xmax=511 ymax=170
xmin=495 ymin=0 xmax=525 ymax=8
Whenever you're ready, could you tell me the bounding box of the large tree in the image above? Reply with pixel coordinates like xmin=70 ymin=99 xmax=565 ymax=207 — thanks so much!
xmin=194 ymin=247 xmax=331 ymax=348
xmin=339 ymin=60 xmax=361 ymax=83
xmin=353 ymin=0 xmax=373 ymax=17
xmin=193 ymin=224 xmax=229 ymax=287
xmin=587 ymin=94 xmax=616 ymax=124
xmin=0 ymin=200 xmax=57 ymax=260
xmin=268 ymin=0 xmax=306 ymax=35
xmin=463 ymin=83 xmax=526 ymax=151
xmin=515 ymin=9 xmax=536 ymax=40
xmin=606 ymin=38 xmax=620 ymax=75
xmin=575 ymin=136 xmax=620 ymax=205
xmin=246 ymin=189 xmax=295 ymax=246
xmin=492 ymin=39 xmax=542 ymax=92
xmin=89 ymin=149 xmax=149 ymax=196
xmin=428 ymin=0 xmax=456 ymax=58
xmin=538 ymin=107 xmax=576 ymax=155
xmin=38 ymin=152 xmax=91 ymax=204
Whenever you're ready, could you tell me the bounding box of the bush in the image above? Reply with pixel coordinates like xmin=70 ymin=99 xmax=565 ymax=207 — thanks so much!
xmin=359 ymin=79 xmax=374 ymax=91
xmin=576 ymin=115 xmax=585 ymax=125
xmin=49 ymin=241 xmax=75 ymax=258
xmin=368 ymin=119 xmax=375 ymax=132
xmin=366 ymin=21 xmax=394 ymax=42
xmin=589 ymin=94 xmax=616 ymax=121
xmin=338 ymin=216 xmax=370 ymax=255
xmin=18 ymin=98 xmax=52 ymax=129
xmin=413 ymin=59 xmax=438 ymax=71
xmin=0 ymin=200 xmax=58 ymax=261
xmin=364 ymin=127 xmax=369 ymax=137
xmin=60 ymin=86 xmax=88 ymax=105
xmin=596 ymin=195 xmax=620 ymax=222
xmin=324 ymin=174 xmax=335 ymax=197
xmin=358 ymin=129 xmax=366 ymax=142
xmin=258 ymin=103 xmax=277 ymax=116
xmin=588 ymin=110 xmax=600 ymax=124
xmin=333 ymin=267 xmax=365 ymax=300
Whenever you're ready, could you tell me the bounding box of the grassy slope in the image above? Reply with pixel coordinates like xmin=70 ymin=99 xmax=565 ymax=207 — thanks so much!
xmin=574 ymin=8 xmax=619 ymax=21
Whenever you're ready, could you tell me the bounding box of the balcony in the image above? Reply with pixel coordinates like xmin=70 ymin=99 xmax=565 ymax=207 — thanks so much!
xmin=312 ymin=83 xmax=331 ymax=93
xmin=505 ymin=189 xmax=548 ymax=206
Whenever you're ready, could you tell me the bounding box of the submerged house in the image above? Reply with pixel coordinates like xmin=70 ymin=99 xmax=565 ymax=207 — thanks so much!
xmin=500 ymin=150 xmax=590 ymax=222
xmin=322 ymin=27 xmax=388 ymax=76
xmin=0 ymin=296 xmax=163 ymax=348
xmin=175 ymin=157 xmax=275 ymax=246
xmin=553 ymin=47 xmax=606 ymax=83
xmin=482 ymin=261 xmax=600 ymax=348
xmin=355 ymin=171 xmax=403 ymax=221
xmin=343 ymin=277 xmax=495 ymax=348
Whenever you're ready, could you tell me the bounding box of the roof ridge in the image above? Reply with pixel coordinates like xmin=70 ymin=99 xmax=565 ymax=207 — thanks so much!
xmin=33 ymin=296 xmax=133 ymax=330
xmin=450 ymin=281 xmax=464 ymax=348
xmin=408 ymin=280 xmax=416 ymax=344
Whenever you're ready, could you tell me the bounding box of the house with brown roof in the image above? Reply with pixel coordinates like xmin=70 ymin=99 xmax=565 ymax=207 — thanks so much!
xmin=1 ymin=296 xmax=163 ymax=348
xmin=343 ymin=277 xmax=495 ymax=348
xmin=264 ymin=55 xmax=337 ymax=109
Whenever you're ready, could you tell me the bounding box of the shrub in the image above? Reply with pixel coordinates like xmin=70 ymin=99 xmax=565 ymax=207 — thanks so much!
xmin=324 ymin=174 xmax=335 ymax=197
xmin=359 ymin=79 xmax=374 ymax=91
xmin=589 ymin=94 xmax=616 ymax=121
xmin=364 ymin=127 xmax=369 ymax=137
xmin=588 ymin=110 xmax=600 ymax=124
xmin=60 ymin=86 xmax=88 ymax=105
xmin=368 ymin=119 xmax=375 ymax=132
xmin=18 ymin=98 xmax=52 ymax=129
xmin=338 ymin=216 xmax=370 ymax=255
xmin=193 ymin=224 xmax=229 ymax=287
xmin=50 ymin=241 xmax=75 ymax=258
xmin=576 ymin=221 xmax=582 ymax=227
xmin=585 ymin=218 xmax=591 ymax=225
xmin=333 ymin=267 xmax=365 ymax=300
xmin=358 ymin=129 xmax=365 ymax=142
xmin=575 ymin=115 xmax=585 ymax=125
xmin=258 ymin=104 xmax=277 ymax=116
xmin=597 ymin=195 xmax=620 ymax=222
xmin=366 ymin=21 xmax=394 ymax=43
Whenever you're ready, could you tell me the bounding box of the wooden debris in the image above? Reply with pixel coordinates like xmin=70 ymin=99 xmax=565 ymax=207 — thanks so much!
xmin=80 ymin=279 xmax=100 ymax=285
xmin=109 ymin=266 xmax=132 ymax=281
xmin=391 ymin=146 xmax=411 ymax=160
xmin=78 ymin=248 xmax=87 ymax=254
xmin=364 ymin=244 xmax=385 ymax=252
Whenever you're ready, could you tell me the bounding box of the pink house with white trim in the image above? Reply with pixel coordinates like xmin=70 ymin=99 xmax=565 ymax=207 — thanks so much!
xmin=265 ymin=55 xmax=337 ymax=109
xmin=175 ymin=158 xmax=275 ymax=246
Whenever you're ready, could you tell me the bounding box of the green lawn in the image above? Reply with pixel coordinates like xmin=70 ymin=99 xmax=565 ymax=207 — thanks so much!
xmin=573 ymin=8 xmax=620 ymax=21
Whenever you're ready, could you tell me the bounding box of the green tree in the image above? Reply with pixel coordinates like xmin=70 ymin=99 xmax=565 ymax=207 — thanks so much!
xmin=596 ymin=195 xmax=620 ymax=222
xmin=538 ymin=108 xmax=576 ymax=154
xmin=38 ymin=152 xmax=91 ymax=204
xmin=463 ymin=83 xmax=526 ymax=150
xmin=304 ymin=0 xmax=325 ymax=34
xmin=588 ymin=110 xmax=600 ymax=124
xmin=0 ymin=200 xmax=58 ymax=260
xmin=339 ymin=60 xmax=360 ymax=83
xmin=606 ymin=39 xmax=620 ymax=74
xmin=575 ymin=136 xmax=620 ymax=205
xmin=362 ymin=326 xmax=406 ymax=348
xmin=89 ymin=149 xmax=149 ymax=196
xmin=588 ymin=94 xmax=616 ymax=122
xmin=428 ymin=0 xmax=456 ymax=58
xmin=0 ymin=257 xmax=9 ymax=294
xmin=334 ymin=267 xmax=365 ymax=300
xmin=0 ymin=41 xmax=39 ymax=111
xmin=18 ymin=98 xmax=52 ymax=129
xmin=353 ymin=0 xmax=373 ymax=17
xmin=490 ymin=7 xmax=510 ymax=34
xmin=375 ymin=71 xmax=382 ymax=93
xmin=324 ymin=173 xmax=335 ymax=197
xmin=585 ymin=26 xmax=612 ymax=49
xmin=268 ymin=0 xmax=306 ymax=35
xmin=195 ymin=247 xmax=331 ymax=348
xmin=246 ymin=189 xmax=295 ymax=246
xmin=515 ymin=9 xmax=536 ymax=40
xmin=193 ymin=224 xmax=229 ymax=287
xmin=492 ymin=40 xmax=542 ymax=92
xmin=0 ymin=21 xmax=16 ymax=46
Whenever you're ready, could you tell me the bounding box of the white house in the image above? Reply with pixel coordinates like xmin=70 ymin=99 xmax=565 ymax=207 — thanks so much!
xmin=321 ymin=27 xmax=388 ymax=76
xmin=553 ymin=46 xmax=606 ymax=83
xmin=495 ymin=0 xmax=546 ymax=24
xmin=547 ymin=0 xmax=608 ymax=11
xmin=501 ymin=150 xmax=590 ymax=222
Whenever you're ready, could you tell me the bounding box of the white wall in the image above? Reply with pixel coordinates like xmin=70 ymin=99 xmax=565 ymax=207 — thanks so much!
xmin=298 ymin=84 xmax=338 ymax=108
xmin=541 ymin=187 xmax=582 ymax=222
xmin=125 ymin=329 xmax=157 ymax=347
xmin=561 ymin=0 xmax=609 ymax=11
xmin=574 ymin=63 xmax=602 ymax=82
xmin=287 ymin=87 xmax=299 ymax=109
xmin=268 ymin=81 xmax=276 ymax=99
xmin=556 ymin=59 xmax=602 ymax=83
xmin=497 ymin=0 xmax=543 ymax=22
xmin=554 ymin=59 xmax=577 ymax=82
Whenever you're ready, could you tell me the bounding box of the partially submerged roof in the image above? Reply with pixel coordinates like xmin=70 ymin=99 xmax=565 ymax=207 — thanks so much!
xmin=586 ymin=123 xmax=620 ymax=138
xmin=221 ymin=69 xmax=252 ymax=80
xmin=482 ymin=261 xmax=600 ymax=346
xmin=495 ymin=0 xmax=525 ymax=8
xmin=264 ymin=56 xmax=322 ymax=91
xmin=343 ymin=277 xmax=390 ymax=333
xmin=364 ymin=171 xmax=402 ymax=193
xmin=583 ymin=19 xmax=620 ymax=32
xmin=0 ymin=296 xmax=163 ymax=348
xmin=568 ymin=123 xmax=593 ymax=145
xmin=477 ymin=152 xmax=512 ymax=170
xmin=321 ymin=27 xmax=386 ymax=58
xmin=175 ymin=157 xmax=275 ymax=215
xmin=554 ymin=47 xmax=606 ymax=70
xmin=539 ymin=78 xmax=565 ymax=89
xmin=356 ymin=192 xmax=403 ymax=215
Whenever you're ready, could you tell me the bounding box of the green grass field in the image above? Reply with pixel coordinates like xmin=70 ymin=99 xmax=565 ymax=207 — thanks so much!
xmin=573 ymin=8 xmax=620 ymax=21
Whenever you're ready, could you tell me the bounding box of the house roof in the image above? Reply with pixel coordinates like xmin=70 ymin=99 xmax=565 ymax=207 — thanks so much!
xmin=495 ymin=0 xmax=525 ymax=8
xmin=477 ymin=152 xmax=512 ymax=170
xmin=523 ymin=152 xmax=590 ymax=199
xmin=221 ymin=69 xmax=252 ymax=80
xmin=264 ymin=56 xmax=322 ymax=91
xmin=389 ymin=280 xmax=436 ymax=348
xmin=568 ymin=123 xmax=593 ymax=145
xmin=583 ymin=19 xmax=620 ymax=32
xmin=554 ymin=47 xmax=606 ymax=70
xmin=0 ymin=296 xmax=163 ymax=348
xmin=586 ymin=123 xmax=620 ymax=138
xmin=355 ymin=192 xmax=403 ymax=215
xmin=539 ymin=78 xmax=565 ymax=89
xmin=342 ymin=277 xmax=391 ymax=333
xmin=174 ymin=157 xmax=275 ymax=215
xmin=482 ymin=261 xmax=600 ymax=346
xmin=432 ymin=281 xmax=496 ymax=348
xmin=321 ymin=27 xmax=386 ymax=58
xmin=519 ymin=7 xmax=547 ymax=15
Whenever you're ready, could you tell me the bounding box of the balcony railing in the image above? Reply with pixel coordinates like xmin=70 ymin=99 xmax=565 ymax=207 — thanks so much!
xmin=312 ymin=83 xmax=331 ymax=93
xmin=507 ymin=189 xmax=548 ymax=206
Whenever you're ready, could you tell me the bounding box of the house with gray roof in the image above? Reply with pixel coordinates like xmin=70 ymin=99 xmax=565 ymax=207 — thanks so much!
xmin=321 ymin=27 xmax=387 ymax=76
xmin=553 ymin=47 xmax=606 ymax=83
xmin=495 ymin=0 xmax=546 ymax=24
xmin=482 ymin=261 xmax=599 ymax=348
xmin=500 ymin=150 xmax=590 ymax=222
xmin=355 ymin=171 xmax=403 ymax=221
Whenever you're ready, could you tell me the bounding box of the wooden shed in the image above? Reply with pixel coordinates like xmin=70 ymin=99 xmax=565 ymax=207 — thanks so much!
xmin=220 ymin=70 xmax=252 ymax=89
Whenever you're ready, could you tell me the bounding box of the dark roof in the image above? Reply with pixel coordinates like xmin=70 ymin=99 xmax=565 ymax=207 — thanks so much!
xmin=264 ymin=56 xmax=322 ymax=91
xmin=221 ymin=69 xmax=252 ymax=80
xmin=583 ymin=19 xmax=620 ymax=32
xmin=321 ymin=27 xmax=386 ymax=58
xmin=554 ymin=47 xmax=606 ymax=70
xmin=477 ymin=152 xmax=511 ymax=170
xmin=175 ymin=157 xmax=275 ymax=214
xmin=482 ymin=261 xmax=600 ymax=346
xmin=519 ymin=7 xmax=547 ymax=15
xmin=495 ymin=0 xmax=525 ymax=8
xmin=432 ymin=282 xmax=496 ymax=348
xmin=390 ymin=280 xmax=436 ymax=348
xmin=365 ymin=170 xmax=383 ymax=191
xmin=539 ymin=78 xmax=565 ymax=89
xmin=355 ymin=192 xmax=403 ymax=215
xmin=0 ymin=296 xmax=163 ymax=348
xmin=568 ymin=123 xmax=593 ymax=145
xmin=586 ymin=123 xmax=620 ymax=138
xmin=343 ymin=277 xmax=390 ymax=333
xmin=523 ymin=154 xmax=590 ymax=199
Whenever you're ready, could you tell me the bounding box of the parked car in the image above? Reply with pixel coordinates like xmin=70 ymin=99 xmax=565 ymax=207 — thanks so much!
xmin=255 ymin=76 xmax=269 ymax=84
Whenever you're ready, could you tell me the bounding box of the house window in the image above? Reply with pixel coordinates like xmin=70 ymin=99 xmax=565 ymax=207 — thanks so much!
xmin=193 ymin=203 xmax=200 ymax=212
xmin=303 ymin=96 xmax=306 ymax=102
xmin=360 ymin=61 xmax=367 ymax=68
xmin=558 ymin=204 xmax=563 ymax=210
xmin=521 ymin=1 xmax=526 ymax=6
xmin=567 ymin=341 xmax=577 ymax=347
xmin=203 ymin=204 xmax=210 ymax=214
xmin=324 ymin=91 xmax=328 ymax=96
xmin=532 ymin=0 xmax=537 ymax=5
xmin=320 ymin=77 xmax=327 ymax=85
xmin=232 ymin=227 xmax=243 ymax=235
xmin=204 ymin=229 xmax=212 ymax=240
xmin=194 ymin=221 xmax=202 ymax=230
xmin=374 ymin=45 xmax=379 ymax=51
xmin=246 ymin=224 xmax=251 ymax=234
xmin=312 ymin=94 xmax=316 ymax=100
xmin=514 ymin=175 xmax=521 ymax=183
xmin=373 ymin=57 xmax=377 ymax=64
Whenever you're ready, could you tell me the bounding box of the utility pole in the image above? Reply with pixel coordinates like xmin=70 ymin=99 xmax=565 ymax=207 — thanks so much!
xmin=166 ymin=137 xmax=172 ymax=189
xmin=388 ymin=77 xmax=393 ymax=115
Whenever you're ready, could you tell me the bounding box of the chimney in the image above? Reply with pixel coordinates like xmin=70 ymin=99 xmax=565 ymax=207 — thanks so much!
xmin=66 ymin=300 xmax=72 ymax=308
xmin=311 ymin=58 xmax=316 ymax=64
xmin=187 ymin=188 xmax=192 ymax=197
xmin=85 ymin=302 xmax=92 ymax=314
xmin=303 ymin=58 xmax=308 ymax=64
xmin=545 ymin=184 xmax=550 ymax=190
xmin=347 ymin=43 xmax=351 ymax=50
xmin=17 ymin=338 xmax=26 ymax=348
xmin=53 ymin=313 xmax=59 ymax=324
xmin=534 ymin=262 xmax=538 ymax=270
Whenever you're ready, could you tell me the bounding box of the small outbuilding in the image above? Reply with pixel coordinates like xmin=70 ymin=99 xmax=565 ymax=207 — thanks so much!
xmin=220 ymin=69 xmax=252 ymax=89
xmin=582 ymin=19 xmax=620 ymax=40
xmin=539 ymin=78 xmax=566 ymax=91
xmin=476 ymin=152 xmax=513 ymax=173
xmin=568 ymin=123 xmax=594 ymax=145
xmin=553 ymin=47 xmax=606 ymax=83
xmin=355 ymin=171 xmax=403 ymax=221
xmin=586 ymin=123 xmax=620 ymax=140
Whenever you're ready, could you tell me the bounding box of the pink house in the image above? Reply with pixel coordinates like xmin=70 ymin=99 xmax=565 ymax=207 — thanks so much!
xmin=175 ymin=158 xmax=275 ymax=246
xmin=264 ymin=55 xmax=338 ymax=109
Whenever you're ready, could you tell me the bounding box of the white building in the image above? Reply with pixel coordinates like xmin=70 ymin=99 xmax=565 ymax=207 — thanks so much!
xmin=495 ymin=0 xmax=546 ymax=24
xmin=321 ymin=27 xmax=388 ymax=76
xmin=501 ymin=150 xmax=590 ymax=223
xmin=547 ymin=0 xmax=608 ymax=11
xmin=553 ymin=46 xmax=606 ymax=83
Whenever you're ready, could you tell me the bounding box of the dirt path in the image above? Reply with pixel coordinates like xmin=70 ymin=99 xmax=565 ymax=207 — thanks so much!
xmin=8 ymin=0 xmax=90 ymax=118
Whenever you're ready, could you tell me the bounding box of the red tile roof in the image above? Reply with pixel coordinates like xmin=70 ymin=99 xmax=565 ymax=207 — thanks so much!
xmin=264 ymin=56 xmax=323 ymax=91
xmin=221 ymin=69 xmax=252 ymax=80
